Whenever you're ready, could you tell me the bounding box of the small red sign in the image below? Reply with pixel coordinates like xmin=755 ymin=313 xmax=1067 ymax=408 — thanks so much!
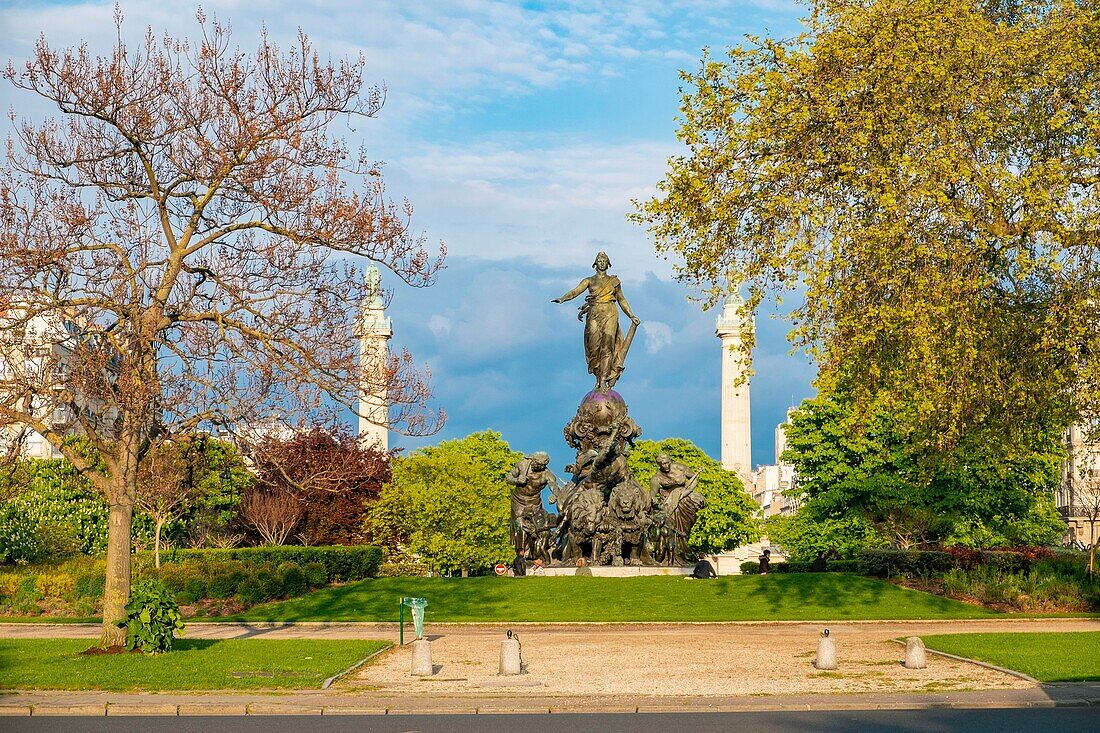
xmin=494 ymin=563 xmax=507 ymax=576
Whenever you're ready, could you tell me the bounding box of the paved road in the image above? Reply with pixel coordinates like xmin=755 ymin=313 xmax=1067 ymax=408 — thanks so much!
xmin=3 ymin=710 xmax=1099 ymax=733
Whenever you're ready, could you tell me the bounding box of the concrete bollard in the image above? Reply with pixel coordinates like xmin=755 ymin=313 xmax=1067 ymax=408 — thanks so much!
xmin=904 ymin=636 xmax=927 ymax=669
xmin=814 ymin=630 xmax=837 ymax=670
xmin=410 ymin=638 xmax=433 ymax=676
xmin=499 ymin=637 xmax=522 ymax=675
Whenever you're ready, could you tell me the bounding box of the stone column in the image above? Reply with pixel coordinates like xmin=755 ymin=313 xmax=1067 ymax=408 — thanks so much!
xmin=715 ymin=291 xmax=753 ymax=484
xmin=359 ymin=264 xmax=393 ymax=451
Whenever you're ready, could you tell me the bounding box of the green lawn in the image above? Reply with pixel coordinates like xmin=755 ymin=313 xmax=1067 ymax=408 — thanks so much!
xmin=922 ymin=632 xmax=1100 ymax=682
xmin=227 ymin=574 xmax=1002 ymax=622
xmin=0 ymin=638 xmax=390 ymax=691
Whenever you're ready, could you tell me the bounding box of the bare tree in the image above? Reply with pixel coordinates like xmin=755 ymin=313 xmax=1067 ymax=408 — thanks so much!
xmin=135 ymin=437 xmax=205 ymax=569
xmin=1076 ymin=466 xmax=1100 ymax=578
xmin=239 ymin=487 xmax=304 ymax=546
xmin=0 ymin=11 xmax=443 ymax=646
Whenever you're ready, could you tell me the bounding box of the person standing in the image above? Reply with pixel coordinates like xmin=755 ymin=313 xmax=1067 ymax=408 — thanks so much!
xmin=758 ymin=548 xmax=771 ymax=575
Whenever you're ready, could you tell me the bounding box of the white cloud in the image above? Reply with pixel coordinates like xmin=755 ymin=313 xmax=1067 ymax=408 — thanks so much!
xmin=0 ymin=1 xmax=800 ymax=122
xmin=390 ymin=137 xmax=678 ymax=278
xmin=427 ymin=314 xmax=452 ymax=338
xmin=641 ymin=321 xmax=674 ymax=354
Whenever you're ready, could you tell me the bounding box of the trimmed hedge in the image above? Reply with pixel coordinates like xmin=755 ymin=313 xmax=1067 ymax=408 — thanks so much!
xmin=739 ymin=549 xmax=1064 ymax=579
xmin=857 ymin=548 xmax=1056 ymax=579
xmin=162 ymin=545 xmax=382 ymax=583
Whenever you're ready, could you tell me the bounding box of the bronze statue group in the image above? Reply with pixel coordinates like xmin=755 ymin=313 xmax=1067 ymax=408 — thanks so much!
xmin=506 ymin=252 xmax=708 ymax=569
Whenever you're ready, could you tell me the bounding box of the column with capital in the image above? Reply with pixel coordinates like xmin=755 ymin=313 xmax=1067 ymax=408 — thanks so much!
xmin=359 ymin=264 xmax=393 ymax=450
xmin=715 ymin=291 xmax=753 ymax=485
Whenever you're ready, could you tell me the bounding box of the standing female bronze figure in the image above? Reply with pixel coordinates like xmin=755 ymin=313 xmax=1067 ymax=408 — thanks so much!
xmin=552 ymin=252 xmax=641 ymax=390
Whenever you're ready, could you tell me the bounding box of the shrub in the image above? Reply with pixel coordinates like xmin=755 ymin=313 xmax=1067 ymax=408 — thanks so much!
xmin=277 ymin=562 xmax=307 ymax=597
xmin=73 ymin=571 xmax=106 ymax=600
xmin=740 ymin=561 xmax=760 ymax=575
xmin=180 ymin=577 xmax=206 ymax=605
xmin=204 ymin=562 xmax=247 ymax=599
xmin=164 ymin=545 xmax=383 ymax=582
xmin=17 ymin=575 xmax=42 ymax=601
xmin=234 ymin=575 xmax=265 ymax=606
xmin=0 ymin=573 xmax=20 ymax=597
xmin=302 ymin=562 xmax=328 ymax=588
xmin=156 ymin=564 xmax=206 ymax=604
xmin=827 ymin=559 xmax=862 ymax=573
xmin=121 ymin=579 xmax=185 ymax=654
xmin=858 ymin=550 xmax=954 ymax=578
xmin=256 ymin=569 xmax=283 ymax=599
xmin=1033 ymin=553 xmax=1091 ymax=582
xmin=35 ymin=573 xmax=75 ymax=598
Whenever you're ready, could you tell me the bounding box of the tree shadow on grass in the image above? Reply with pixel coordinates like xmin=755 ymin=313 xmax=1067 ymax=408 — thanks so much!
xmin=172 ymin=639 xmax=219 ymax=651
xmin=740 ymin=573 xmax=992 ymax=620
xmin=238 ymin=577 xmax=516 ymax=623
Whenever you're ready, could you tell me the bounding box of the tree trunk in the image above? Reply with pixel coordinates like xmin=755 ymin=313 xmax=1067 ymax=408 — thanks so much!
xmin=154 ymin=517 xmax=164 ymax=569
xmin=101 ymin=502 xmax=134 ymax=647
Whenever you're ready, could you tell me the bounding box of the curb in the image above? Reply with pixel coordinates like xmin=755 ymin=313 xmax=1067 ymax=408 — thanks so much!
xmin=886 ymin=639 xmax=1040 ymax=684
xmin=4 ymin=699 xmax=1097 ymax=715
xmin=321 ymin=643 xmax=394 ymax=689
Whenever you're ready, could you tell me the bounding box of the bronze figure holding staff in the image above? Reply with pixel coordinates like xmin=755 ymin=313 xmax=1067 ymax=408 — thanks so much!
xmin=552 ymin=251 xmax=641 ymax=391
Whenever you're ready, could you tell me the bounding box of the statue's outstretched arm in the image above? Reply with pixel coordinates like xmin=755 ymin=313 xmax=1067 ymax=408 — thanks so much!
xmin=552 ymin=278 xmax=590 ymax=304
xmin=615 ymin=285 xmax=641 ymax=324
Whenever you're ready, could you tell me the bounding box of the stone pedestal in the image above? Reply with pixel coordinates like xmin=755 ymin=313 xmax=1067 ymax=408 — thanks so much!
xmin=814 ymin=633 xmax=837 ymax=670
xmin=499 ymin=638 xmax=522 ymax=675
xmin=904 ymin=637 xmax=927 ymax=669
xmin=410 ymin=639 xmax=433 ymax=676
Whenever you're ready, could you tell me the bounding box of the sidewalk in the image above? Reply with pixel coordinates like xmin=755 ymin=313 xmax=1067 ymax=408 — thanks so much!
xmin=2 ymin=619 xmax=1098 ymax=715
xmin=2 ymin=685 xmax=1099 ymax=715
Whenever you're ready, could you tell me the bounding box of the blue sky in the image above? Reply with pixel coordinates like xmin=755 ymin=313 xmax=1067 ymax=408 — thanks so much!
xmin=0 ymin=0 xmax=816 ymax=468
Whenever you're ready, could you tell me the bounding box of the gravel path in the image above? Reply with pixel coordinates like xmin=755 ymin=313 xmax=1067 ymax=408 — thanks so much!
xmin=343 ymin=619 xmax=1100 ymax=698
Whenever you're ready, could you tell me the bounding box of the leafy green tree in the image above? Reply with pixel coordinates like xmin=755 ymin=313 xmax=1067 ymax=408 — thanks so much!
xmin=628 ymin=438 xmax=760 ymax=554
xmin=365 ymin=432 xmax=520 ymax=575
xmin=765 ymin=512 xmax=884 ymax=562
xmin=783 ymin=392 xmax=1066 ymax=549
xmin=0 ymin=455 xmax=155 ymax=563
xmin=636 ymin=0 xmax=1100 ymax=455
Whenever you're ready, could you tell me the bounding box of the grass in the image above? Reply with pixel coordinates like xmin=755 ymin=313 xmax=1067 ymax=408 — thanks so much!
xmin=225 ymin=573 xmax=1003 ymax=622
xmin=0 ymin=638 xmax=390 ymax=691
xmin=921 ymin=631 xmax=1100 ymax=682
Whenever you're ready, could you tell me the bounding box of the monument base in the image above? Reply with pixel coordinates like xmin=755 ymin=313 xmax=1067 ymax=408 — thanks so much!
xmin=535 ymin=566 xmax=694 ymax=577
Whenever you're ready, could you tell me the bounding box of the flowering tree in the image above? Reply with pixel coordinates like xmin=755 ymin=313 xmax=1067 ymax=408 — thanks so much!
xmin=0 ymin=12 xmax=443 ymax=646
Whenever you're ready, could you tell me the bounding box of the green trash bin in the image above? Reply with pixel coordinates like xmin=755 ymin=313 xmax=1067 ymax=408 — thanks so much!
xmin=399 ymin=596 xmax=428 ymax=645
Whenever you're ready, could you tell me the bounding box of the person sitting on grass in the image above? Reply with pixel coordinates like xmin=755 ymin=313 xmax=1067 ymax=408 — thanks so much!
xmin=692 ymin=553 xmax=716 ymax=579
